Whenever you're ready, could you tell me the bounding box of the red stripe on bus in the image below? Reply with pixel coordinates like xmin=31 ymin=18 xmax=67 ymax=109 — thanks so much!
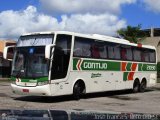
xmin=77 ymin=59 xmax=82 ymax=70
xmin=131 ymin=63 xmax=137 ymax=71
xmin=128 ymin=72 xmax=135 ymax=80
xmin=121 ymin=62 xmax=127 ymax=71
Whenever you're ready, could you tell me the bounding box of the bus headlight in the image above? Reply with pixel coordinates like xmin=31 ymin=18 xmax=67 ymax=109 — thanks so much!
xmin=37 ymin=81 xmax=49 ymax=86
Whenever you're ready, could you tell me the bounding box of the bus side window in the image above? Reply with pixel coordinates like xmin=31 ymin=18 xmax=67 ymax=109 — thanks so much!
xmin=108 ymin=43 xmax=120 ymax=60
xmin=141 ymin=51 xmax=145 ymax=62
xmin=141 ymin=49 xmax=149 ymax=62
xmin=149 ymin=50 xmax=156 ymax=63
xmin=133 ymin=48 xmax=141 ymax=62
xmin=108 ymin=45 xmax=114 ymax=59
xmin=99 ymin=43 xmax=107 ymax=59
xmin=82 ymin=42 xmax=91 ymax=57
xmin=73 ymin=40 xmax=83 ymax=57
xmin=91 ymin=44 xmax=100 ymax=58
xmin=121 ymin=47 xmax=127 ymax=60
xmin=74 ymin=37 xmax=91 ymax=58
xmin=120 ymin=45 xmax=133 ymax=61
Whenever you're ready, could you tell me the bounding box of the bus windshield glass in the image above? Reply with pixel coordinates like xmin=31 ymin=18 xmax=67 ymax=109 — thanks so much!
xmin=12 ymin=34 xmax=54 ymax=78
xmin=12 ymin=46 xmax=49 ymax=78
xmin=17 ymin=34 xmax=53 ymax=47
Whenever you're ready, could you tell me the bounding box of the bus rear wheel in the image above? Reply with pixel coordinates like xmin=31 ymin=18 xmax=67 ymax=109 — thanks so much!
xmin=139 ymin=80 xmax=147 ymax=92
xmin=133 ymin=79 xmax=140 ymax=93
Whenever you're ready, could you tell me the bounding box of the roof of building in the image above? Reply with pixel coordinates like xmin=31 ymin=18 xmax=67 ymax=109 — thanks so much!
xmin=0 ymin=40 xmax=16 ymax=57
xmin=142 ymin=28 xmax=160 ymax=37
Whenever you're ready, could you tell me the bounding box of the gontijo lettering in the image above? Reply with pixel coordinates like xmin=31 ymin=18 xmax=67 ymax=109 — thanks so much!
xmin=83 ymin=62 xmax=107 ymax=69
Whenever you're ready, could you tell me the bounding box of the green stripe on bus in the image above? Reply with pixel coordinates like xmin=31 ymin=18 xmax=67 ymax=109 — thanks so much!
xmin=126 ymin=63 xmax=132 ymax=71
xmin=10 ymin=76 xmax=48 ymax=82
xmin=138 ymin=63 xmax=156 ymax=71
xmin=138 ymin=63 xmax=143 ymax=71
xmin=73 ymin=58 xmax=120 ymax=71
xmin=73 ymin=58 xmax=79 ymax=70
xmin=73 ymin=58 xmax=157 ymax=72
xmin=123 ymin=72 xmax=128 ymax=81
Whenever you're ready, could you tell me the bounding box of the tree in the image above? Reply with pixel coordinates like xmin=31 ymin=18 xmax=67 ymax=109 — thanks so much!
xmin=117 ymin=25 xmax=146 ymax=43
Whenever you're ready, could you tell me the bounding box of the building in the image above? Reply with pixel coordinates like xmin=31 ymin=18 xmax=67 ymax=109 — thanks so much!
xmin=141 ymin=28 xmax=160 ymax=62
xmin=0 ymin=40 xmax=16 ymax=78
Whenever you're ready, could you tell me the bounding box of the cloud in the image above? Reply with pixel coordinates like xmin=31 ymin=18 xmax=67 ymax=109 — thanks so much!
xmin=143 ymin=0 xmax=160 ymax=13
xmin=0 ymin=6 xmax=60 ymax=39
xmin=60 ymin=14 xmax=126 ymax=36
xmin=40 ymin=0 xmax=136 ymax=15
xmin=0 ymin=5 xmax=126 ymax=39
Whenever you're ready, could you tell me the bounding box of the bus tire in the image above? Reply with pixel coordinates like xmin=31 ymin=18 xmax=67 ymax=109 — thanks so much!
xmin=139 ymin=79 xmax=147 ymax=92
xmin=73 ymin=83 xmax=81 ymax=100
xmin=133 ymin=79 xmax=140 ymax=93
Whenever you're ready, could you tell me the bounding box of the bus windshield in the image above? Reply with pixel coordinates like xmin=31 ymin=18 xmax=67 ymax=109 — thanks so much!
xmin=12 ymin=46 xmax=49 ymax=78
xmin=11 ymin=34 xmax=54 ymax=78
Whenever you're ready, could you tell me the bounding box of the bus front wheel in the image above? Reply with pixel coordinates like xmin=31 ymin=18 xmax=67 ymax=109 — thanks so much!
xmin=73 ymin=83 xmax=81 ymax=100
xmin=73 ymin=81 xmax=85 ymax=100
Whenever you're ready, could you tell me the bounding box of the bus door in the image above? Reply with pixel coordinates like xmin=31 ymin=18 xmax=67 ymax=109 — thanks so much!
xmin=50 ymin=34 xmax=72 ymax=81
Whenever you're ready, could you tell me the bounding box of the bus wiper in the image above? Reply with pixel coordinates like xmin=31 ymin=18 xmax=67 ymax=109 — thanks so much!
xmin=32 ymin=38 xmax=37 ymax=46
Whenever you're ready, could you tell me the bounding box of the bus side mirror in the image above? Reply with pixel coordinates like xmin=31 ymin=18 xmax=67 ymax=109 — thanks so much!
xmin=3 ymin=46 xmax=15 ymax=61
xmin=45 ymin=44 xmax=55 ymax=59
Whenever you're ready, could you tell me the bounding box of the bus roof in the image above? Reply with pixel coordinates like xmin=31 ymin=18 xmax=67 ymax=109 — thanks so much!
xmin=22 ymin=31 xmax=156 ymax=50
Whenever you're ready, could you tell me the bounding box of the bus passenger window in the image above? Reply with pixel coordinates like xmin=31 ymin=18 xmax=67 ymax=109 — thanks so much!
xmin=141 ymin=52 xmax=145 ymax=62
xmin=133 ymin=48 xmax=141 ymax=62
xmin=149 ymin=51 xmax=156 ymax=63
xmin=82 ymin=43 xmax=91 ymax=57
xmin=141 ymin=50 xmax=149 ymax=62
xmin=126 ymin=47 xmax=133 ymax=61
xmin=121 ymin=45 xmax=133 ymax=61
xmin=74 ymin=37 xmax=91 ymax=58
xmin=114 ymin=47 xmax=120 ymax=59
xmin=99 ymin=44 xmax=107 ymax=59
xmin=121 ymin=48 xmax=127 ymax=60
xmin=91 ymin=45 xmax=100 ymax=58
xmin=108 ymin=46 xmax=114 ymax=59
xmin=108 ymin=44 xmax=120 ymax=60
xmin=73 ymin=40 xmax=83 ymax=57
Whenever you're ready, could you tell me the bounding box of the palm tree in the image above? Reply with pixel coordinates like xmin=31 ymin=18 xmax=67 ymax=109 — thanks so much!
xmin=117 ymin=25 xmax=146 ymax=43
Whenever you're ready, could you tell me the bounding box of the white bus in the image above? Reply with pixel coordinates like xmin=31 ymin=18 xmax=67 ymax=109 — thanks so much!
xmin=4 ymin=31 xmax=157 ymax=99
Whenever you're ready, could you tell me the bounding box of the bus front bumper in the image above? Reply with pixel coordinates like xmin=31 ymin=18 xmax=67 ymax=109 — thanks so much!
xmin=11 ymin=83 xmax=52 ymax=96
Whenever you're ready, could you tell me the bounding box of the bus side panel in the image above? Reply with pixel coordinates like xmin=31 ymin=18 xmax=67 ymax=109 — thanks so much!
xmin=49 ymin=71 xmax=117 ymax=96
xmin=49 ymin=71 xmax=156 ymax=96
xmin=125 ymin=71 xmax=157 ymax=89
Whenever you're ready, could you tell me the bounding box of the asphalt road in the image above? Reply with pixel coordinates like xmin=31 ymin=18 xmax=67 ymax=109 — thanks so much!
xmin=0 ymin=81 xmax=160 ymax=114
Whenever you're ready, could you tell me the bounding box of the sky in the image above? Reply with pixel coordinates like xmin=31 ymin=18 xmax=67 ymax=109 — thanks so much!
xmin=0 ymin=0 xmax=160 ymax=40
